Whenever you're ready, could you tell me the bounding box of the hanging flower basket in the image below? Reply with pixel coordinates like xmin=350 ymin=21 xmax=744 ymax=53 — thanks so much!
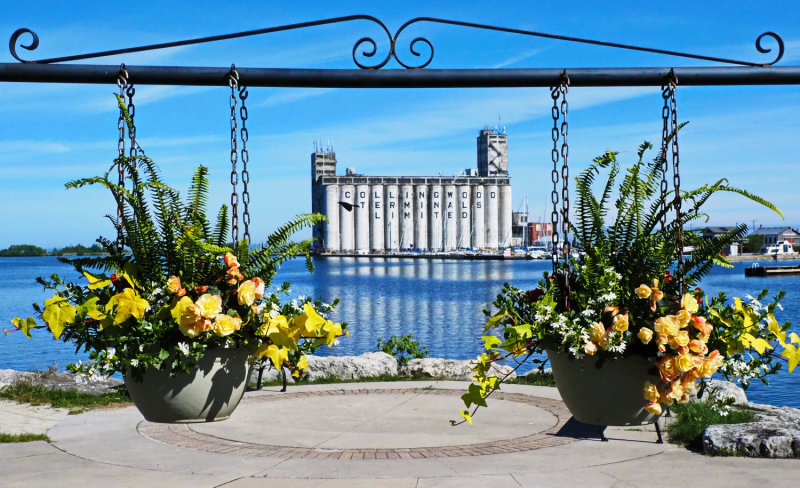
xmin=546 ymin=349 xmax=661 ymax=426
xmin=125 ymin=347 xmax=252 ymax=423
xmin=456 ymin=131 xmax=796 ymax=427
xmin=6 ymin=96 xmax=349 ymax=424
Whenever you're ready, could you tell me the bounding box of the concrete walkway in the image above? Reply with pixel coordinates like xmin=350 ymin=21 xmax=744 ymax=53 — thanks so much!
xmin=1 ymin=381 xmax=796 ymax=487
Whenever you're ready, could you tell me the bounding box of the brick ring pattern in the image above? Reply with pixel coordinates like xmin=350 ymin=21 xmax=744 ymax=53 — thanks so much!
xmin=137 ymin=388 xmax=578 ymax=459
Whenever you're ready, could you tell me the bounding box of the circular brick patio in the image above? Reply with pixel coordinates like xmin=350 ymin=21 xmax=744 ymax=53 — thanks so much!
xmin=137 ymin=388 xmax=578 ymax=459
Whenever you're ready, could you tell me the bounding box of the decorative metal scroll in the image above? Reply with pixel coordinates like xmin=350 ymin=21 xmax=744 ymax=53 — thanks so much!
xmin=9 ymin=16 xmax=785 ymax=69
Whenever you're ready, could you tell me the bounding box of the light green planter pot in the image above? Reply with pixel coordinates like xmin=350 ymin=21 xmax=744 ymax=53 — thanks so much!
xmin=547 ymin=349 xmax=662 ymax=426
xmin=125 ymin=347 xmax=252 ymax=423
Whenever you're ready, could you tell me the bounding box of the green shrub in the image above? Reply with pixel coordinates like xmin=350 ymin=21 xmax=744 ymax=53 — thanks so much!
xmin=375 ymin=334 xmax=428 ymax=366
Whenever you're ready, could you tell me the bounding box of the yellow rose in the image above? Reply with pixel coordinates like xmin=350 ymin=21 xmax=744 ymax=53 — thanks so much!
xmin=675 ymin=310 xmax=691 ymax=327
xmin=644 ymin=402 xmax=662 ymax=415
xmin=166 ymin=275 xmax=182 ymax=294
xmin=236 ymin=280 xmax=257 ymax=306
xmin=584 ymin=342 xmax=598 ymax=356
xmin=195 ymin=293 xmax=222 ymax=318
xmin=213 ymin=314 xmax=241 ymax=337
xmin=637 ymin=327 xmax=654 ymax=344
xmin=676 ymin=353 xmax=695 ymax=372
xmin=654 ymin=316 xmax=679 ymax=337
xmin=670 ymin=331 xmax=690 ymax=349
xmin=179 ymin=304 xmax=207 ymax=338
xmin=635 ymin=284 xmax=652 ymax=299
xmin=612 ymin=313 xmax=629 ymax=332
xmin=681 ymin=293 xmax=699 ymax=314
xmin=643 ymin=381 xmax=660 ymax=403
xmin=589 ymin=322 xmax=605 ymax=342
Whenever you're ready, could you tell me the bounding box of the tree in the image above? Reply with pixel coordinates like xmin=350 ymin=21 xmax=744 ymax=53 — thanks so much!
xmin=743 ymin=234 xmax=765 ymax=253
xmin=0 ymin=244 xmax=47 ymax=257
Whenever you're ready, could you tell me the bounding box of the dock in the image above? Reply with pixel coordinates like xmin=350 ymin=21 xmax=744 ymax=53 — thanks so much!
xmin=744 ymin=264 xmax=800 ymax=277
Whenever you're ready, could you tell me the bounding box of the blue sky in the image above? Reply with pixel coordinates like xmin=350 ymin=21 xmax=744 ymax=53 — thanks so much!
xmin=1 ymin=0 xmax=798 ymax=249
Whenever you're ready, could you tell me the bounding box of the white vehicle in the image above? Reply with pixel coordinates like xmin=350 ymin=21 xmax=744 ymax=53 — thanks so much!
xmin=761 ymin=241 xmax=796 ymax=255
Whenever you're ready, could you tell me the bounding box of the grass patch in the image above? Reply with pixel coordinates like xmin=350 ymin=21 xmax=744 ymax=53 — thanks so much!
xmin=0 ymin=433 xmax=50 ymax=443
xmin=0 ymin=382 xmax=131 ymax=409
xmin=667 ymin=401 xmax=756 ymax=452
xmin=507 ymin=372 xmax=556 ymax=387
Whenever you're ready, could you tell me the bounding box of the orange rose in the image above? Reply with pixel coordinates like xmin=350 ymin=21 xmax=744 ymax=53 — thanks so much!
xmin=224 ymin=252 xmax=239 ymax=268
xmin=645 ymin=402 xmax=663 ymax=415
xmin=689 ymin=339 xmax=708 ymax=355
xmin=658 ymin=356 xmax=680 ymax=381
xmin=643 ymin=381 xmax=660 ymax=403
xmin=584 ymin=342 xmax=598 ymax=356
xmin=251 ymin=277 xmax=265 ymax=300
xmin=691 ymin=316 xmax=712 ymax=336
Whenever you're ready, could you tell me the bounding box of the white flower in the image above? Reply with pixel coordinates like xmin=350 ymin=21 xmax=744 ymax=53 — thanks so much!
xmin=581 ymin=309 xmax=595 ymax=317
xmin=177 ymin=342 xmax=190 ymax=356
xmin=105 ymin=347 xmax=116 ymax=358
xmin=130 ymin=359 xmax=139 ymax=367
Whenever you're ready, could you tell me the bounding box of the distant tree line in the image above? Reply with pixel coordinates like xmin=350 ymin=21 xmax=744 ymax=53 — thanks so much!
xmin=0 ymin=243 xmax=106 ymax=257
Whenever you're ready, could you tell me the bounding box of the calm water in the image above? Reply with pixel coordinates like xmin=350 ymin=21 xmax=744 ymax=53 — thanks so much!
xmin=1 ymin=256 xmax=798 ymax=408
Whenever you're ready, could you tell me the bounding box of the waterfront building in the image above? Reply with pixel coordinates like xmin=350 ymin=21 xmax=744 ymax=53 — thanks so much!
xmin=749 ymin=226 xmax=800 ymax=247
xmin=311 ymin=129 xmax=513 ymax=253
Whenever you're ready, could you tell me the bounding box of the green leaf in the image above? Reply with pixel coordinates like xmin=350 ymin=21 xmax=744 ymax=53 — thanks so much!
xmin=42 ymin=296 xmax=76 ymax=340
xmin=482 ymin=335 xmax=502 ymax=350
xmin=82 ymin=271 xmax=111 ymax=290
xmin=483 ymin=311 xmax=507 ymax=332
xmin=10 ymin=317 xmax=37 ymax=339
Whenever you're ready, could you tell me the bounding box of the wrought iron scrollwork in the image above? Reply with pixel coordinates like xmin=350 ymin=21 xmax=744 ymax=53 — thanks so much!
xmin=8 ymin=17 xmax=786 ymax=68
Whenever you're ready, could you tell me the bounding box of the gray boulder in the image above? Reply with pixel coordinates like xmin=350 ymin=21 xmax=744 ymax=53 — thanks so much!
xmin=306 ymin=352 xmax=398 ymax=381
xmin=703 ymin=402 xmax=800 ymax=457
xmin=249 ymin=352 xmax=398 ymax=385
xmin=690 ymin=380 xmax=748 ymax=405
xmin=0 ymin=368 xmax=122 ymax=395
xmin=400 ymin=358 xmax=516 ymax=380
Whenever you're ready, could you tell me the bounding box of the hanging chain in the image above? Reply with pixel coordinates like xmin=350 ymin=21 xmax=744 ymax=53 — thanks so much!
xmin=126 ymin=82 xmax=137 ymax=169
xmin=116 ymin=64 xmax=128 ymax=248
xmin=558 ymin=72 xmax=571 ymax=310
xmin=228 ymin=65 xmax=240 ymax=248
xmin=668 ymin=71 xmax=684 ymax=294
xmin=659 ymin=82 xmax=671 ymax=233
xmin=238 ymin=84 xmax=251 ymax=245
xmin=549 ymin=84 xmax=561 ymax=276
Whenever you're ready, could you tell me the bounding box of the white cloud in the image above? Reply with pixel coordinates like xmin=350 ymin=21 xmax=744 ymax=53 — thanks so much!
xmin=491 ymin=48 xmax=546 ymax=68
xmin=257 ymin=88 xmax=337 ymax=107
